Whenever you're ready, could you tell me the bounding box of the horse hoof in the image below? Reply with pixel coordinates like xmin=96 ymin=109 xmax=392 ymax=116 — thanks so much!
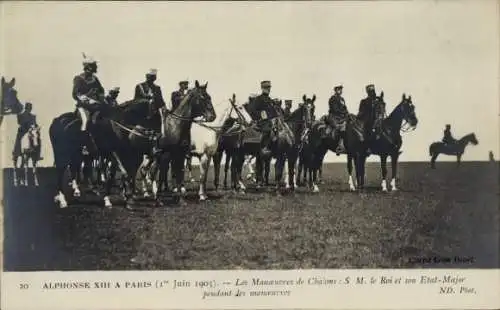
xmin=73 ymin=190 xmax=81 ymax=197
xmin=104 ymin=196 xmax=112 ymax=208
xmin=199 ymin=195 xmax=207 ymax=201
xmin=180 ymin=187 xmax=187 ymax=194
xmin=391 ymin=187 xmax=399 ymax=192
xmin=143 ymin=192 xmax=150 ymax=198
xmin=173 ymin=188 xmax=179 ymax=193
xmin=190 ymin=178 xmax=196 ymax=183
xmin=239 ymin=189 xmax=246 ymax=195
xmin=312 ymin=185 xmax=320 ymax=193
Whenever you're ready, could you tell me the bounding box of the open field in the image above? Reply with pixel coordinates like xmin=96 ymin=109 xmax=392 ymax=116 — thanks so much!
xmin=2 ymin=161 xmax=499 ymax=271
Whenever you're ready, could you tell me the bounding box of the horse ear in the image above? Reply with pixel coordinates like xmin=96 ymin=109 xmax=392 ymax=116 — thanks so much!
xmin=380 ymin=91 xmax=384 ymax=98
xmin=9 ymin=78 xmax=16 ymax=87
xmin=1 ymin=77 xmax=5 ymax=85
xmin=204 ymin=82 xmax=208 ymax=89
xmin=312 ymin=95 xmax=316 ymax=103
xmin=302 ymin=95 xmax=306 ymax=102
xmin=232 ymin=93 xmax=236 ymax=101
xmin=402 ymin=93 xmax=406 ymax=100
xmin=195 ymin=80 xmax=200 ymax=88
xmin=408 ymin=95 xmax=412 ymax=101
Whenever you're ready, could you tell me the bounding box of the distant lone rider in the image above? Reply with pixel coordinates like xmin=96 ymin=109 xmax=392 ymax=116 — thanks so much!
xmin=442 ymin=124 xmax=456 ymax=145
xmin=12 ymin=102 xmax=41 ymax=160
xmin=72 ymin=55 xmax=105 ymax=132
xmin=327 ymin=84 xmax=349 ymax=155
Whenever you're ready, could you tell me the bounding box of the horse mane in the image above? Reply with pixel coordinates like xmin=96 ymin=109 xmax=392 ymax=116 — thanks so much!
xmin=459 ymin=132 xmax=476 ymax=142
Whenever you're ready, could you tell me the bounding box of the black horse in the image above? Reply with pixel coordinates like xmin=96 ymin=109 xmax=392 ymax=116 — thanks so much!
xmin=49 ymin=99 xmax=160 ymax=208
xmin=346 ymin=93 xmax=418 ymax=191
xmin=429 ymin=133 xmax=478 ymax=168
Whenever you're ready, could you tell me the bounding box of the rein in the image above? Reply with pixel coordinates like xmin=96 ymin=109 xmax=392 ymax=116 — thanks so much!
xmin=110 ymin=120 xmax=155 ymax=139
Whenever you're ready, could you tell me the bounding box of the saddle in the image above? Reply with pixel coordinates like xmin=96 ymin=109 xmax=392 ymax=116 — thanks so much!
xmin=241 ymin=124 xmax=262 ymax=144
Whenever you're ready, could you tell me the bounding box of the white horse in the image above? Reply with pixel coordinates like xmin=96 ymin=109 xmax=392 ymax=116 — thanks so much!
xmin=190 ymin=96 xmax=236 ymax=201
xmin=13 ymin=124 xmax=42 ymax=187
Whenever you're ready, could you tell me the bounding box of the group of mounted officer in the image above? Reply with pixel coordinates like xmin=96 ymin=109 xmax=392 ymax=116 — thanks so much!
xmin=10 ymin=54 xmax=457 ymax=160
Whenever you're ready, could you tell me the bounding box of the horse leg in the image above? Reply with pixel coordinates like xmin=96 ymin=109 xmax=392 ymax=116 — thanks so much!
xmin=255 ymin=155 xmax=263 ymax=189
xmin=430 ymin=153 xmax=438 ymax=169
xmin=213 ymin=150 xmax=222 ymax=192
xmin=390 ymin=152 xmax=399 ymax=191
xmin=236 ymin=153 xmax=247 ymax=193
xmin=274 ymin=156 xmax=284 ymax=194
xmin=198 ymin=153 xmax=211 ymax=201
xmin=457 ymin=154 xmax=462 ymax=167
xmin=21 ymin=155 xmax=28 ymax=186
xmin=224 ymin=151 xmax=230 ymax=189
xmin=380 ymin=155 xmax=388 ymax=192
xmin=12 ymin=156 xmax=19 ymax=187
xmin=347 ymin=154 xmax=356 ymax=191
xmin=265 ymin=158 xmax=271 ymax=186
xmin=69 ymin=155 xmax=81 ymax=197
xmin=54 ymin=166 xmax=68 ymax=208
xmin=33 ymin=159 xmax=39 ymax=187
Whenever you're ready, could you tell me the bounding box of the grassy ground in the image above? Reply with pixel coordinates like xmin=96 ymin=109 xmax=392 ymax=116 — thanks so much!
xmin=2 ymin=161 xmax=499 ymax=271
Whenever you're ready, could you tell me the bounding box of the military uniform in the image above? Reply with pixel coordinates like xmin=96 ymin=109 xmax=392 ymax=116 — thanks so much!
xmin=253 ymin=81 xmax=278 ymax=153
xmin=73 ymin=69 xmax=105 ymax=131
xmin=134 ymin=80 xmax=166 ymax=112
xmin=283 ymin=100 xmax=292 ymax=119
xmin=358 ymin=84 xmax=379 ymax=138
xmin=442 ymin=126 xmax=456 ymax=145
xmin=170 ymin=80 xmax=189 ymax=112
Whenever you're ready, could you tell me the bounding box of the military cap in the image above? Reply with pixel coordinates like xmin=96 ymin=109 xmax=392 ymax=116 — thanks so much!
xmin=146 ymin=68 xmax=158 ymax=76
xmin=284 ymin=100 xmax=292 ymax=104
xmin=25 ymin=102 xmax=33 ymax=108
xmin=261 ymin=80 xmax=271 ymax=88
xmin=109 ymin=87 xmax=120 ymax=93
xmin=365 ymin=84 xmax=375 ymax=91
xmin=179 ymin=80 xmax=189 ymax=86
xmin=82 ymin=53 xmax=96 ymax=65
xmin=334 ymin=85 xmax=343 ymax=91
xmin=446 ymin=124 xmax=451 ymax=127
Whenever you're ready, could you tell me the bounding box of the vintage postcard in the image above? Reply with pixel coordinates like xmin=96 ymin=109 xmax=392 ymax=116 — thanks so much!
xmin=1 ymin=1 xmax=499 ymax=309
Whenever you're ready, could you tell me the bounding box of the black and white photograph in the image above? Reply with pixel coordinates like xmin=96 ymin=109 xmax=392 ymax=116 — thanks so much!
xmin=1 ymin=0 xmax=498 ymax=281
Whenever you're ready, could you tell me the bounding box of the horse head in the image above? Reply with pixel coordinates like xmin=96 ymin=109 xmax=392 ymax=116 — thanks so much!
xmin=188 ymin=80 xmax=216 ymax=122
xmin=1 ymin=77 xmax=22 ymax=115
xmin=299 ymin=94 xmax=316 ymax=128
xmin=395 ymin=93 xmax=418 ymax=129
xmin=468 ymin=133 xmax=479 ymax=145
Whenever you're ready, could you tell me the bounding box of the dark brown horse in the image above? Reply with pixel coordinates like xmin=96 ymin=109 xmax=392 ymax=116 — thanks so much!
xmin=155 ymin=80 xmax=215 ymax=204
xmin=1 ymin=77 xmax=23 ymax=127
xmin=429 ymin=133 xmax=478 ymax=168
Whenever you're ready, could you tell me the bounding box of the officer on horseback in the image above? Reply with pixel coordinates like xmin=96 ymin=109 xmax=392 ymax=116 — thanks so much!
xmin=253 ymin=80 xmax=278 ymax=155
xmin=171 ymin=80 xmax=189 ymax=112
xmin=73 ymin=54 xmax=105 ymax=132
xmin=134 ymin=69 xmax=166 ymax=116
xmin=12 ymin=102 xmax=41 ymax=160
xmin=442 ymin=124 xmax=456 ymax=145
xmin=327 ymin=84 xmax=349 ymax=155
xmin=104 ymin=87 xmax=120 ymax=106
xmin=283 ymin=100 xmax=292 ymax=119
xmin=358 ymin=84 xmax=385 ymax=153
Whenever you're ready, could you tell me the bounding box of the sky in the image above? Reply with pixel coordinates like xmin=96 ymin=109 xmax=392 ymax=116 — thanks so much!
xmin=1 ymin=1 xmax=499 ymax=167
